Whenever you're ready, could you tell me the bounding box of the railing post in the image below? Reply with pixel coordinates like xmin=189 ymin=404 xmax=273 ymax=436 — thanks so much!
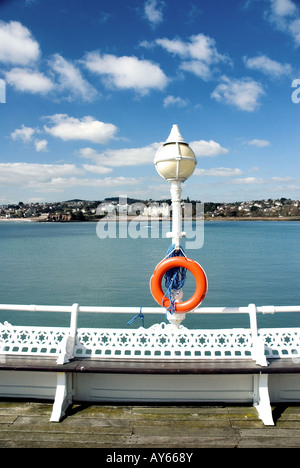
xmin=56 ymin=303 xmax=79 ymax=365
xmin=248 ymin=303 xmax=268 ymax=367
xmin=70 ymin=302 xmax=78 ymax=341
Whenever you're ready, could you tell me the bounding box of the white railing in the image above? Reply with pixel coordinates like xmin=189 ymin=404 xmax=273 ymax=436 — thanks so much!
xmin=0 ymin=303 xmax=300 ymax=367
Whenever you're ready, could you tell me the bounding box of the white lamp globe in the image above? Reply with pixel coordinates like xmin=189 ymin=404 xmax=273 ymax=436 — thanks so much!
xmin=154 ymin=124 xmax=197 ymax=182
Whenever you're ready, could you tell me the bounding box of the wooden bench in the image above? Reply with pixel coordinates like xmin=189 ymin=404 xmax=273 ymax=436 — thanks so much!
xmin=1 ymin=355 xmax=300 ymax=425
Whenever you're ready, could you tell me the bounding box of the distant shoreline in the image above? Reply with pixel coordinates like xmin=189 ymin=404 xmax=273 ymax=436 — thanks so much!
xmin=1 ymin=216 xmax=300 ymax=223
xmin=204 ymin=216 xmax=300 ymax=222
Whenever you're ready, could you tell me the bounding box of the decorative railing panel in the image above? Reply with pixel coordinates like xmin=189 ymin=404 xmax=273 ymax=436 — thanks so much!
xmin=0 ymin=323 xmax=67 ymax=357
xmin=75 ymin=324 xmax=253 ymax=359
xmin=259 ymin=328 xmax=300 ymax=359
xmin=0 ymin=304 xmax=300 ymax=365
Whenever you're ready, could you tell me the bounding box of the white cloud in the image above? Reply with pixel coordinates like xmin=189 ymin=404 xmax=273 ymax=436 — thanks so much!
xmin=34 ymin=139 xmax=48 ymax=152
xmin=246 ymin=139 xmax=271 ymax=147
xmin=194 ymin=167 xmax=243 ymax=177
xmin=79 ymin=143 xmax=160 ymax=167
xmin=139 ymin=40 xmax=155 ymax=49
xmin=180 ymin=60 xmax=211 ymax=80
xmin=154 ymin=33 xmax=229 ymax=80
xmin=248 ymin=166 xmax=260 ymax=173
xmin=190 ymin=140 xmax=229 ymax=157
xmin=11 ymin=125 xmax=35 ymax=142
xmin=74 ymin=176 xmax=139 ymax=188
xmin=79 ymin=139 xmax=227 ymax=169
xmin=272 ymin=176 xmax=293 ymax=181
xmin=211 ymin=76 xmax=265 ymax=111
xmin=244 ymin=55 xmax=292 ymax=77
xmin=39 ymin=176 xmax=139 ymax=191
xmin=0 ymin=162 xmax=139 ymax=194
xmin=0 ymin=163 xmax=81 ymax=187
xmin=155 ymin=37 xmax=187 ymax=56
xmin=144 ymin=0 xmax=164 ymax=27
xmin=83 ymin=52 xmax=168 ymax=94
xmin=266 ymin=0 xmax=300 ymax=46
xmin=163 ymin=95 xmax=188 ymax=107
xmin=11 ymin=125 xmax=48 ymax=152
xmin=44 ymin=114 xmax=118 ymax=144
xmin=0 ymin=21 xmax=40 ymax=65
xmin=270 ymin=0 xmax=297 ymax=17
xmin=156 ymin=34 xmax=226 ymax=63
xmin=5 ymin=68 xmax=54 ymax=94
xmin=82 ymin=164 xmax=113 ymax=175
xmin=233 ymin=177 xmax=265 ymax=184
xmin=289 ymin=17 xmax=300 ymax=45
xmin=49 ymin=53 xmax=98 ymax=101
xmin=5 ymin=55 xmax=98 ymax=101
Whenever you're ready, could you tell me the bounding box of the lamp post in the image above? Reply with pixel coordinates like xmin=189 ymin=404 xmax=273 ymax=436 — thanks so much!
xmin=154 ymin=124 xmax=197 ymax=249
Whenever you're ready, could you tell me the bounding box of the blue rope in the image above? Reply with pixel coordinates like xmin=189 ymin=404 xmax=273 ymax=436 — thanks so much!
xmin=127 ymin=307 xmax=145 ymax=327
xmin=163 ymin=244 xmax=187 ymax=313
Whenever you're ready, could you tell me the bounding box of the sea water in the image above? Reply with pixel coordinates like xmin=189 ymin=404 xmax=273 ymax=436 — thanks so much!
xmin=0 ymin=220 xmax=299 ymax=329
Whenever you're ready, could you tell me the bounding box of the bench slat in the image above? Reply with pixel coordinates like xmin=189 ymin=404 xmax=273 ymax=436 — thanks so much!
xmin=1 ymin=356 xmax=300 ymax=374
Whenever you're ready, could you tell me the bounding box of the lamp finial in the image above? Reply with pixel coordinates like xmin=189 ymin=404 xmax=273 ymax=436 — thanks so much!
xmin=166 ymin=124 xmax=185 ymax=144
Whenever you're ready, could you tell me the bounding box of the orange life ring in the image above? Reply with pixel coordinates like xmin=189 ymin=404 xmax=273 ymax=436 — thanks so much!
xmin=150 ymin=256 xmax=207 ymax=313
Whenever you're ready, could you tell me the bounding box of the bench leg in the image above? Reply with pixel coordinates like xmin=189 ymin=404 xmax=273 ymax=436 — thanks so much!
xmin=253 ymin=374 xmax=274 ymax=426
xmin=50 ymin=372 xmax=73 ymax=422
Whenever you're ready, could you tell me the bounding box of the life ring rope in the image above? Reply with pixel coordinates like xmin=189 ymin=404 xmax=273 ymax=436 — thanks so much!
xmin=150 ymin=256 xmax=207 ymax=314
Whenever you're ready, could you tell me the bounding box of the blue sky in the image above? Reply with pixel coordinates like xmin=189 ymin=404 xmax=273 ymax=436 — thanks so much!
xmin=0 ymin=0 xmax=299 ymax=204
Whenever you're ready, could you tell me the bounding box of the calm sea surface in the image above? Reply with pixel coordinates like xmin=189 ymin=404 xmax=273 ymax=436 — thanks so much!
xmin=0 ymin=220 xmax=299 ymax=329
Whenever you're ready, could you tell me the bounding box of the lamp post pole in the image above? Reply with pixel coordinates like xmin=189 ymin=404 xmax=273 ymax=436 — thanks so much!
xmin=166 ymin=179 xmax=186 ymax=326
xmin=167 ymin=180 xmax=185 ymax=250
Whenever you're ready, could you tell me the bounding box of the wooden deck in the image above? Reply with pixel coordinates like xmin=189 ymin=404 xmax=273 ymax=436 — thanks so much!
xmin=0 ymin=400 xmax=299 ymax=448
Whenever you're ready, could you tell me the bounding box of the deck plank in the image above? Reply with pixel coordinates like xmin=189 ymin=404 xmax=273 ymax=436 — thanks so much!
xmin=0 ymin=401 xmax=299 ymax=448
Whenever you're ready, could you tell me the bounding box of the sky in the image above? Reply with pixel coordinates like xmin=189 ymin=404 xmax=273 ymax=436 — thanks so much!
xmin=0 ymin=0 xmax=299 ymax=204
